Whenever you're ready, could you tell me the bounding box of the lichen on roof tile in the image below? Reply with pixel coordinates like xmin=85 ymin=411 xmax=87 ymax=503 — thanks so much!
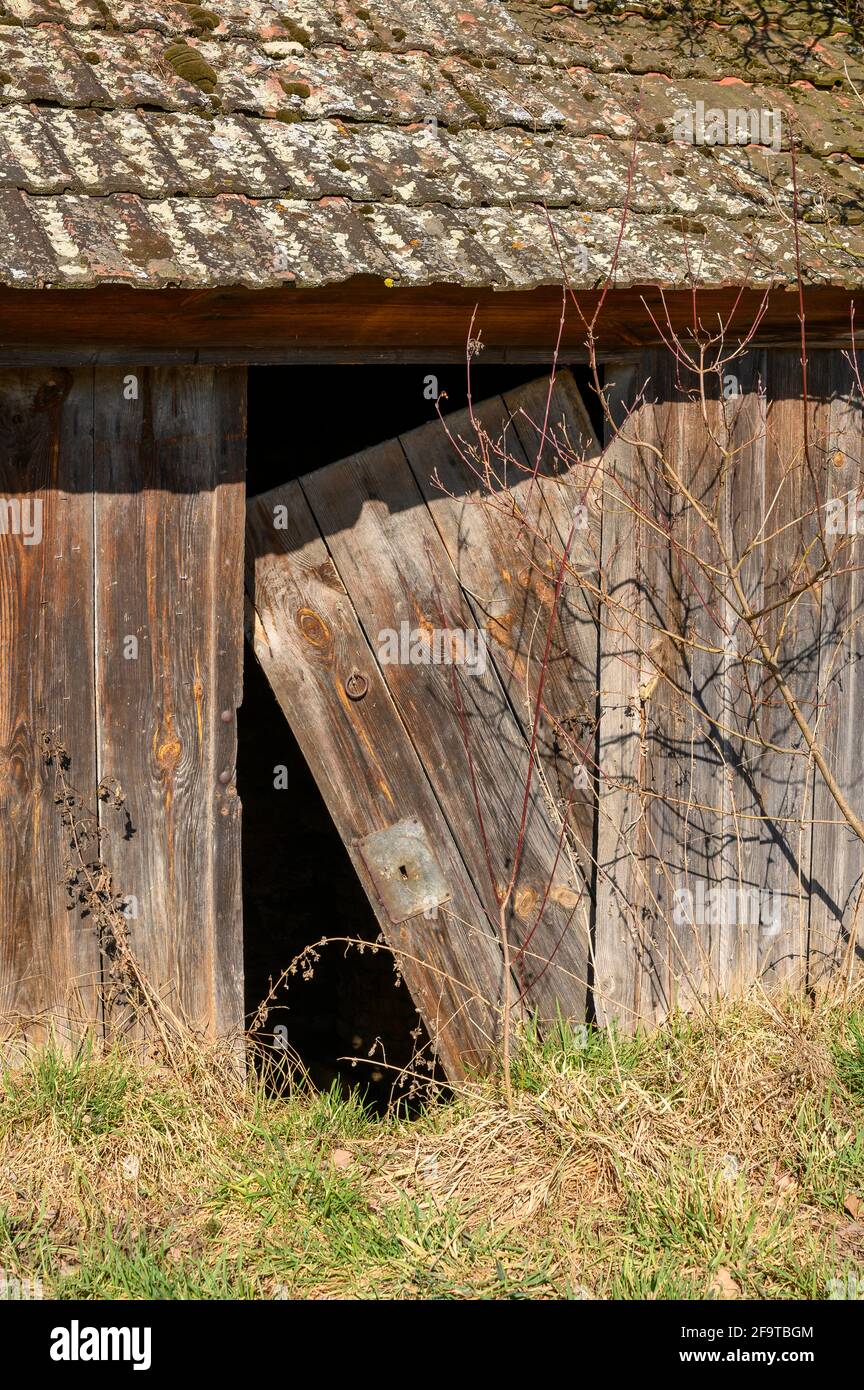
xmin=0 ymin=106 xmax=73 ymax=192
xmin=142 ymin=110 xmax=285 ymax=193
xmin=0 ymin=188 xmax=62 ymax=283
xmin=253 ymin=195 xmax=395 ymax=282
xmin=0 ymin=22 xmax=110 ymax=104
xmin=3 ymin=0 xmax=107 ymax=28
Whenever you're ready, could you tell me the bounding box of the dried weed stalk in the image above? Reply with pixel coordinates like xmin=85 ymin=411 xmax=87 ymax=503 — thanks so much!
xmin=41 ymin=729 xmax=189 ymax=1072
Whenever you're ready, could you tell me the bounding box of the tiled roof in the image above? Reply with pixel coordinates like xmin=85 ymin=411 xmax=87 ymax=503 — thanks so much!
xmin=0 ymin=0 xmax=863 ymax=288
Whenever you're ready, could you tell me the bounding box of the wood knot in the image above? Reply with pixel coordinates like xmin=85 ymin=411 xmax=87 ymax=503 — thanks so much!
xmin=156 ymin=737 xmax=182 ymax=772
xmin=514 ymin=886 xmax=537 ymax=919
xmin=297 ymin=607 xmax=330 ymax=648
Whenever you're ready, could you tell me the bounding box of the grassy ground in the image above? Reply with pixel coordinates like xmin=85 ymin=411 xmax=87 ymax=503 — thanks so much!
xmin=1 ymin=993 xmax=863 ymax=1300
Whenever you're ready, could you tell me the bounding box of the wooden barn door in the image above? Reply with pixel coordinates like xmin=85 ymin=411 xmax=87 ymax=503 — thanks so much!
xmin=93 ymin=369 xmax=246 ymax=1042
xmin=0 ymin=367 xmax=246 ymax=1048
xmin=594 ymin=349 xmax=864 ymax=1029
xmin=246 ymin=372 xmax=600 ymax=1079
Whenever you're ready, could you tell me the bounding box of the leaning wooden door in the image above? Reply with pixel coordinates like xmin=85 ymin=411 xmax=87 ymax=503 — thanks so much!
xmin=246 ymin=372 xmax=600 ymax=1080
xmin=0 ymin=367 xmax=246 ymax=1049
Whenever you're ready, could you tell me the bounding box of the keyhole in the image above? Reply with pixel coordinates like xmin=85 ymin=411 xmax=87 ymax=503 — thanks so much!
xmin=399 ymin=864 xmax=408 ymax=880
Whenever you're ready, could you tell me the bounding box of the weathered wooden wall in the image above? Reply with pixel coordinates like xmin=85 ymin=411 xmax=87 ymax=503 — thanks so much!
xmin=2 ymin=350 xmax=860 ymax=1074
xmin=0 ymin=367 xmax=246 ymax=1047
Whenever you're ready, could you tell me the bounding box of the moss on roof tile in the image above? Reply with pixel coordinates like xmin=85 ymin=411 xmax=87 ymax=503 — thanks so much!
xmin=164 ymin=42 xmax=218 ymax=94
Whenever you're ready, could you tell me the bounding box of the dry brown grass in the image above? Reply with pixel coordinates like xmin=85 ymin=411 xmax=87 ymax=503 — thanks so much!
xmin=0 ymin=990 xmax=862 ymax=1299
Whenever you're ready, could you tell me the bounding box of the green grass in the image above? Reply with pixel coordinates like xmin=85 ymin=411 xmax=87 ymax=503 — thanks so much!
xmin=0 ymin=996 xmax=862 ymax=1300
xmin=1 ymin=1040 xmax=137 ymax=1141
xmin=835 ymin=1011 xmax=864 ymax=1098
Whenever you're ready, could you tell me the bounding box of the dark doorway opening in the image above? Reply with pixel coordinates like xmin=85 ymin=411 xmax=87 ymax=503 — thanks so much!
xmin=237 ymin=650 xmax=426 ymax=1106
xmin=240 ymin=362 xmax=599 ymax=1104
xmin=245 ymin=362 xmax=604 ymax=496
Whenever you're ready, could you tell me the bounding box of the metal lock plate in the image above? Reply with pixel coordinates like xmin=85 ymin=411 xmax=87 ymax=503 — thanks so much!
xmin=355 ymin=818 xmax=452 ymax=924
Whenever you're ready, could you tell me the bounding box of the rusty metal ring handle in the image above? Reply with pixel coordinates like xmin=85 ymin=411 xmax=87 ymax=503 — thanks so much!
xmin=345 ymin=671 xmax=368 ymax=701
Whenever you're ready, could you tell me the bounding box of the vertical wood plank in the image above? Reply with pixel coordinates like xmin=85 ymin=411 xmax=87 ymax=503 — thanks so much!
xmin=754 ymin=351 xmax=824 ymax=990
xmin=667 ymin=363 xmax=747 ymax=1011
xmin=503 ymin=371 xmax=602 ymax=708
xmin=721 ymin=349 xmax=768 ymax=997
xmin=602 ymin=353 xmax=715 ymax=1023
xmin=807 ymin=351 xmax=864 ymax=987
xmin=594 ymin=349 xmax=852 ymax=1021
xmin=0 ymin=369 xmax=101 ymax=1046
xmin=212 ymin=369 xmax=246 ymax=1039
xmin=594 ymin=360 xmax=654 ymax=1028
xmin=93 ymin=367 xmax=246 ymax=1040
xmin=622 ymin=355 xmax=679 ymax=1019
